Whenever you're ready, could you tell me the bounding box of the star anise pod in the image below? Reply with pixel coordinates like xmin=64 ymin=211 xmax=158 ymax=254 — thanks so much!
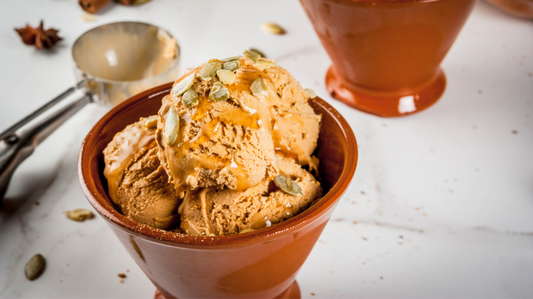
xmin=15 ymin=21 xmax=62 ymax=50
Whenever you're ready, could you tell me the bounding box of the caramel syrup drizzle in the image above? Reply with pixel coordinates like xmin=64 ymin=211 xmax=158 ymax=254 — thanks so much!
xmin=104 ymin=123 xmax=155 ymax=204
xmin=162 ymin=63 xmax=280 ymax=194
xmin=162 ymin=60 xmax=312 ymax=232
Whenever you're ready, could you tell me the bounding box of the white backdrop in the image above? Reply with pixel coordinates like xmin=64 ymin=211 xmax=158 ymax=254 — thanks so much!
xmin=0 ymin=0 xmax=532 ymax=298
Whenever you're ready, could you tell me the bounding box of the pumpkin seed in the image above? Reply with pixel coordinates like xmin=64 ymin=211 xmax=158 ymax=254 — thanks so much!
xmin=304 ymin=88 xmax=317 ymax=99
xmin=249 ymin=48 xmax=266 ymax=58
xmin=216 ymin=70 xmax=235 ymax=85
xmin=255 ymin=60 xmax=276 ymax=70
xmin=63 ymin=209 xmax=94 ymax=222
xmin=274 ymin=173 xmax=303 ymax=196
xmin=209 ymin=82 xmax=229 ymax=102
xmin=199 ymin=59 xmax=222 ymax=80
xmin=144 ymin=115 xmax=158 ymax=128
xmin=80 ymin=14 xmax=96 ymax=22
xmin=243 ymin=50 xmax=260 ymax=63
xmin=222 ymin=60 xmax=241 ymax=72
xmin=182 ymin=88 xmax=199 ymax=107
xmin=173 ymin=73 xmax=196 ymax=97
xmin=262 ymin=23 xmax=286 ymax=35
xmin=25 ymin=254 xmax=46 ymax=281
xmin=165 ymin=106 xmax=179 ymax=146
xmin=133 ymin=0 xmax=151 ymax=4
xmin=222 ymin=56 xmax=240 ymax=61
xmin=250 ymin=78 xmax=268 ymax=97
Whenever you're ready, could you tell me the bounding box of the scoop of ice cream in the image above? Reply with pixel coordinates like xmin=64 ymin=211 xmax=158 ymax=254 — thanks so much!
xmin=103 ymin=117 xmax=181 ymax=230
xmin=179 ymin=154 xmax=323 ymax=236
xmin=264 ymin=65 xmax=321 ymax=169
xmin=156 ymin=57 xmax=281 ymax=193
xmin=102 ymin=51 xmax=324 ymax=236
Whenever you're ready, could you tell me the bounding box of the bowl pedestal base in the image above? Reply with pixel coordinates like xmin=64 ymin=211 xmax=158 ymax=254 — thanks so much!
xmin=154 ymin=280 xmax=301 ymax=299
xmin=325 ymin=66 xmax=446 ymax=117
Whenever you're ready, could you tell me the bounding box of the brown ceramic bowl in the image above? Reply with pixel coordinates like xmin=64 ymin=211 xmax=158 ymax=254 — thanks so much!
xmin=78 ymin=82 xmax=358 ymax=298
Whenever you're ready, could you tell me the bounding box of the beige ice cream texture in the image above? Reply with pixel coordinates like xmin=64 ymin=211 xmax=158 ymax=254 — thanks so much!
xmin=103 ymin=52 xmax=323 ymax=236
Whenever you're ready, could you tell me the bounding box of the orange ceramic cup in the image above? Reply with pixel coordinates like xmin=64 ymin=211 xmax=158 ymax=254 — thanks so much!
xmin=78 ymin=83 xmax=358 ymax=298
xmin=300 ymin=0 xmax=475 ymax=117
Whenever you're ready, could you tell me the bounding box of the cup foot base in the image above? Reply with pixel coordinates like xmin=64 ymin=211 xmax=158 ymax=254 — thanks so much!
xmin=325 ymin=66 xmax=446 ymax=117
xmin=275 ymin=280 xmax=301 ymax=299
xmin=154 ymin=280 xmax=301 ymax=299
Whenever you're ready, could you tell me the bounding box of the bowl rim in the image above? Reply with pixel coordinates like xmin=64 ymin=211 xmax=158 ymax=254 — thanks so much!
xmin=78 ymin=82 xmax=358 ymax=247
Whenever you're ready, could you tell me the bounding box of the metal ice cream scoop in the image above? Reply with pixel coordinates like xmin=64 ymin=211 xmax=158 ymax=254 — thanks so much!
xmin=0 ymin=21 xmax=180 ymax=201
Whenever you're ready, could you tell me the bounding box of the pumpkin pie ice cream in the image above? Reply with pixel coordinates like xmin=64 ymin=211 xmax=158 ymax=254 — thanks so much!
xmin=103 ymin=51 xmax=323 ymax=235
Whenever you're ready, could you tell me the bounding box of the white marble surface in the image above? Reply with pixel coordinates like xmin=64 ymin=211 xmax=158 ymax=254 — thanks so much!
xmin=1 ymin=0 xmax=532 ymax=298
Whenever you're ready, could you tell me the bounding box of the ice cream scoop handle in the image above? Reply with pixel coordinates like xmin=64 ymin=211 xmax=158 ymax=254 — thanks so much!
xmin=0 ymin=81 xmax=85 ymax=141
xmin=0 ymin=91 xmax=92 ymax=201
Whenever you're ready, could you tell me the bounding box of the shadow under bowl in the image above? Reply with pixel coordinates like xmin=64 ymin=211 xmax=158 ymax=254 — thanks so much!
xmin=78 ymin=82 xmax=358 ymax=298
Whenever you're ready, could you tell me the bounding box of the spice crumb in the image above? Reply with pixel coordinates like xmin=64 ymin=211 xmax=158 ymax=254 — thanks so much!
xmin=512 ymin=130 xmax=518 ymax=134
xmin=118 ymin=273 xmax=127 ymax=278
xmin=34 ymin=201 xmax=40 ymax=205
xmin=380 ymin=277 xmax=384 ymax=280
xmin=311 ymin=293 xmax=316 ymax=296
xmin=119 ymin=278 xmax=124 ymax=283
xmin=126 ymin=269 xmax=129 ymax=273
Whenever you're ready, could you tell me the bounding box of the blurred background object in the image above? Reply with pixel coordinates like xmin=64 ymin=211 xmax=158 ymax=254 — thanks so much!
xmin=0 ymin=21 xmax=180 ymax=202
xmin=485 ymin=0 xmax=533 ymax=18
xmin=300 ymin=0 xmax=475 ymax=117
